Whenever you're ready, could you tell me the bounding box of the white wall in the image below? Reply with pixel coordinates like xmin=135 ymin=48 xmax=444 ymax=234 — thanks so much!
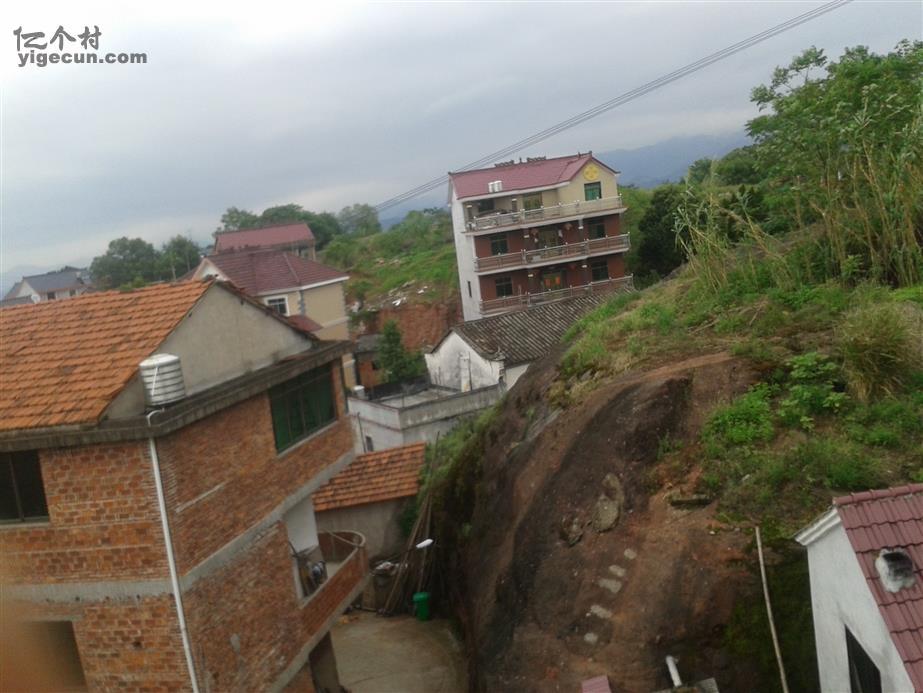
xmin=284 ymin=495 xmax=320 ymax=552
xmin=505 ymin=363 xmax=530 ymax=389
xmin=805 ymin=518 xmax=913 ymax=692
xmin=316 ymin=498 xmax=407 ymax=561
xmin=450 ymin=188 xmax=482 ymax=321
xmin=425 ymin=331 xmax=504 ymax=391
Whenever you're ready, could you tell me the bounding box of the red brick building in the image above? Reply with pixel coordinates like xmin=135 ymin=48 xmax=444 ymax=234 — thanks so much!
xmin=0 ymin=280 xmax=366 ymax=692
xmin=449 ymin=153 xmax=634 ymax=320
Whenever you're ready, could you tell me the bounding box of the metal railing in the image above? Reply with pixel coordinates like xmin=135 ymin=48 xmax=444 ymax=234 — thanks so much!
xmin=474 ymin=234 xmax=630 ymax=272
xmin=480 ymin=275 xmax=634 ymax=314
xmin=465 ymin=195 xmax=625 ymax=232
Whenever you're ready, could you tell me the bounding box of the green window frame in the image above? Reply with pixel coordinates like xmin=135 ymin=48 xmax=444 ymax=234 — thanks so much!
xmin=0 ymin=450 xmax=49 ymax=523
xmin=588 ymin=220 xmax=606 ymax=239
xmin=584 ymin=182 xmax=602 ymax=201
xmin=522 ymin=193 xmax=543 ymax=211
xmin=269 ymin=365 xmax=337 ymax=452
xmin=590 ymin=258 xmax=610 ymax=282
xmin=489 ymin=233 xmax=509 ymax=256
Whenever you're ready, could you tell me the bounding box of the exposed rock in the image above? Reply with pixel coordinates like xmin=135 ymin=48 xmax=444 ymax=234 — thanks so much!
xmin=668 ymin=492 xmax=713 ymax=508
xmin=608 ymin=564 xmax=626 ymax=578
xmin=624 ymin=548 xmax=638 ymax=561
xmin=559 ymin=512 xmax=585 ymax=546
xmin=598 ymin=578 xmax=622 ymax=595
xmin=589 ymin=604 xmax=613 ymax=619
xmin=592 ymin=495 xmax=621 ymax=532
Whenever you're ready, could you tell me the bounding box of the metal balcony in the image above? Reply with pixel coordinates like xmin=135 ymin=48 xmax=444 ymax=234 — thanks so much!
xmin=465 ymin=195 xmax=625 ymax=233
xmin=473 ymin=234 xmax=630 ymax=273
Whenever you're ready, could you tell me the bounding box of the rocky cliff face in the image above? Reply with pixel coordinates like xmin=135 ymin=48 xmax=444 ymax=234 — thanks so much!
xmin=453 ymin=351 xmax=766 ymax=692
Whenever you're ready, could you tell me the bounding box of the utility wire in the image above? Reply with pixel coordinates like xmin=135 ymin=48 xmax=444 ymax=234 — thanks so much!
xmin=375 ymin=0 xmax=852 ymax=213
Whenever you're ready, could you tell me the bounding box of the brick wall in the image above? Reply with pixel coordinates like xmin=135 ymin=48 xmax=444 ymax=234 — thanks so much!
xmin=0 ymin=442 xmax=168 ymax=584
xmin=360 ymin=301 xmax=462 ymax=351
xmin=5 ymin=596 xmax=189 ymax=692
xmin=157 ymin=362 xmax=354 ymax=573
xmin=184 ymin=523 xmax=366 ymax=691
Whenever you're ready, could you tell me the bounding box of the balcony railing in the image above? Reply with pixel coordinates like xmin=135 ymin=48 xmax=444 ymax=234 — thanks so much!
xmin=474 ymin=234 xmax=630 ymax=272
xmin=295 ymin=530 xmax=368 ymax=605
xmin=480 ymin=275 xmax=634 ymax=315
xmin=465 ymin=195 xmax=625 ymax=232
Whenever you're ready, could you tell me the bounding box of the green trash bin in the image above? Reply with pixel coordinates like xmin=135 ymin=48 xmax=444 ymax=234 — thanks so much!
xmin=412 ymin=591 xmax=431 ymax=621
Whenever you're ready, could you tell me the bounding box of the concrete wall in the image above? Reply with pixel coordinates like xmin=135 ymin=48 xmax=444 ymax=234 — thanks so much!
xmin=552 ymin=161 xmax=619 ymax=204
xmin=349 ymin=385 xmax=503 ymax=451
xmin=451 ymin=188 xmax=482 ymax=321
xmin=107 ymin=285 xmax=314 ymax=419
xmin=806 ymin=519 xmax=913 ymax=692
xmin=316 ymin=498 xmax=407 ymax=561
xmin=425 ymin=331 xmax=504 ymax=391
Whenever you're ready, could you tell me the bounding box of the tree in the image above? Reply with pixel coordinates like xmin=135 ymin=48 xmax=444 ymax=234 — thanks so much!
xmin=90 ymin=237 xmax=160 ymax=289
xmin=685 ymin=158 xmax=715 ymax=186
xmin=747 ymin=41 xmax=923 ymax=285
xmin=378 ymin=320 xmax=425 ymax=383
xmin=338 ymin=203 xmax=381 ymax=236
xmin=218 ymin=206 xmax=260 ymax=231
xmin=159 ymin=236 xmax=202 ymax=280
xmin=634 ymin=185 xmax=687 ymax=280
xmin=714 ymin=146 xmax=762 ymax=186
xmin=216 ymin=204 xmax=345 ymax=249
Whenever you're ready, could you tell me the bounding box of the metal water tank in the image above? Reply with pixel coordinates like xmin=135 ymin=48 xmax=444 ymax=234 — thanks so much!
xmin=139 ymin=354 xmax=186 ymax=406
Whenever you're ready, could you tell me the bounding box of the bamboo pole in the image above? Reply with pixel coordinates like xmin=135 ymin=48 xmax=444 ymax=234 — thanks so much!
xmin=755 ymin=526 xmax=789 ymax=693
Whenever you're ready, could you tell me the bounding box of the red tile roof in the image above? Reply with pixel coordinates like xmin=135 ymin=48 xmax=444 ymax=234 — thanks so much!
xmin=287 ymin=314 xmax=324 ymax=334
xmin=202 ymin=250 xmax=347 ymax=295
xmin=450 ymin=153 xmax=602 ymax=200
xmin=836 ymin=484 xmax=923 ymax=690
xmin=214 ymin=223 xmax=315 ymax=253
xmin=0 ymin=281 xmax=212 ymax=432
xmin=313 ymin=443 xmax=426 ymax=512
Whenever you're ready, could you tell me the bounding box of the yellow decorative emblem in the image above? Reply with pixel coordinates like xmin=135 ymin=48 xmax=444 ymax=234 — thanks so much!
xmin=583 ymin=164 xmax=600 ymax=181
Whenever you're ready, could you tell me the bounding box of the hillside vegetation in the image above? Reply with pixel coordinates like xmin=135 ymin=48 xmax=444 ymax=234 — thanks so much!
xmin=424 ymin=41 xmax=923 ymax=692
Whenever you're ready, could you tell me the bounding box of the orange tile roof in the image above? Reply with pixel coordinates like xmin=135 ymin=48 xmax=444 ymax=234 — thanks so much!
xmin=0 ymin=281 xmax=212 ymax=432
xmin=313 ymin=443 xmax=427 ymax=512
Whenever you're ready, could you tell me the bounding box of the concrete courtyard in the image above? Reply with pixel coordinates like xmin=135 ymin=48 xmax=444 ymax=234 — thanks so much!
xmin=332 ymin=611 xmax=467 ymax=693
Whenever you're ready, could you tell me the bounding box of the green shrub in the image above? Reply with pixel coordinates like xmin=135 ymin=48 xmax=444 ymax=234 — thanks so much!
xmin=846 ymin=398 xmax=923 ymax=448
xmin=778 ymin=352 xmax=848 ymax=429
xmin=790 ymin=439 xmax=883 ymax=491
xmin=836 ymin=302 xmax=923 ymax=402
xmin=704 ymin=384 xmax=776 ymax=452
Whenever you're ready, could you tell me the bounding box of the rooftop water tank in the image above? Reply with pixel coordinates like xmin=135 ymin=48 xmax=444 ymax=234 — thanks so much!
xmin=139 ymin=354 xmax=186 ymax=407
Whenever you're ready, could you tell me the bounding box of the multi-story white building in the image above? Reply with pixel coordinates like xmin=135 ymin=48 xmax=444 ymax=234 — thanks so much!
xmin=448 ymin=152 xmax=633 ymax=321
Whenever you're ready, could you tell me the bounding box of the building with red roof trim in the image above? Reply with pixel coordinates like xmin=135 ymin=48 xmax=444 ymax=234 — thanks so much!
xmin=0 ymin=280 xmax=365 ymax=692
xmin=213 ymin=222 xmax=316 ymax=258
xmin=448 ymin=152 xmax=633 ymax=321
xmin=797 ymin=484 xmax=923 ymax=692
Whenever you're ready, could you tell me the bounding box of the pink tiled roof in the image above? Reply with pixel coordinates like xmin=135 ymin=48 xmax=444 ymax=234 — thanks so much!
xmin=214 ymin=223 xmax=315 ymax=253
xmin=287 ymin=314 xmax=324 ymax=334
xmin=836 ymin=484 xmax=923 ymax=690
xmin=450 ymin=153 xmax=600 ymax=200
xmin=203 ymin=250 xmax=347 ymax=295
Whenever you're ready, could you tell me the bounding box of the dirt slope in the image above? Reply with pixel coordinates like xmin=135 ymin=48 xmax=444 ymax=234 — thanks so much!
xmin=459 ymin=350 xmax=765 ymax=692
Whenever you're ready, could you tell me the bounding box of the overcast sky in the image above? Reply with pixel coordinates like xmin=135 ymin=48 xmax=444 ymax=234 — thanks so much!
xmin=1 ymin=0 xmax=919 ymax=275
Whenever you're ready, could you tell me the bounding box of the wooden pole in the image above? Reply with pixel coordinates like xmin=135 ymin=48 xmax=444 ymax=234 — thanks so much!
xmin=756 ymin=526 xmax=790 ymax=693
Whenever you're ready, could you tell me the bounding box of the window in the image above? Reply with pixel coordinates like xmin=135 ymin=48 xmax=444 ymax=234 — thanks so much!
xmin=846 ymin=628 xmax=881 ymax=693
xmin=494 ymin=276 xmax=513 ymax=298
xmin=0 ymin=451 xmax=49 ymax=523
xmin=522 ymin=193 xmax=542 ymax=211
xmin=584 ymin=182 xmax=602 ymax=201
xmin=269 ymin=365 xmax=336 ymax=452
xmin=69 ymin=290 xmax=77 ymax=297
xmin=365 ymin=436 xmax=374 ymax=452
xmin=541 ymin=270 xmax=565 ymax=292
xmin=477 ymin=198 xmax=495 ymax=215
xmin=489 ymin=233 xmax=509 ymax=256
xmin=588 ymin=220 xmax=606 ymax=239
xmin=46 ymin=291 xmax=57 ymax=300
xmin=467 ymin=281 xmax=472 ymax=298
xmin=266 ymin=297 xmax=288 ymax=316
xmin=590 ymin=258 xmax=610 ymax=282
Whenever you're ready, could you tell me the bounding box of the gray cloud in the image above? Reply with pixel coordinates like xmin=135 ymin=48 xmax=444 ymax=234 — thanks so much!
xmin=2 ymin=1 xmax=919 ymax=271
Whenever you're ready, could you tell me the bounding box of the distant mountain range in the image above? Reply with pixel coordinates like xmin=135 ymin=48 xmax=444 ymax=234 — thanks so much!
xmin=381 ymin=130 xmax=751 ymax=227
xmin=596 ymin=131 xmax=751 ymax=188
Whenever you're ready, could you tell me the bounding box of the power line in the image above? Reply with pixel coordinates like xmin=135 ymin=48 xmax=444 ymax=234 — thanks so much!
xmin=375 ymin=0 xmax=852 ymax=213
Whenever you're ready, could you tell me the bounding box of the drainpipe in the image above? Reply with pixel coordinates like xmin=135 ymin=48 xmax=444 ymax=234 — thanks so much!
xmin=147 ymin=409 xmax=201 ymax=693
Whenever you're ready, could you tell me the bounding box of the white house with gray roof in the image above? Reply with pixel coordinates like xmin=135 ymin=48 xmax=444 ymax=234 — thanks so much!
xmin=2 ymin=267 xmax=91 ymax=305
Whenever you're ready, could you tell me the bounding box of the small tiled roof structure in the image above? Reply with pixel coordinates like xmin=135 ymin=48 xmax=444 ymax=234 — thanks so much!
xmin=287 ymin=314 xmax=324 ymax=334
xmin=441 ymin=294 xmax=608 ymax=366
xmin=449 ymin=153 xmax=615 ymax=200
xmin=213 ymin=223 xmax=315 ymax=253
xmin=201 ymin=250 xmax=347 ymax=296
xmin=0 ymin=296 xmax=34 ymax=308
xmin=3 ymin=267 xmax=90 ymax=300
xmin=312 ymin=442 xmax=426 ymax=512
xmin=835 ymin=484 xmax=923 ymax=689
xmin=0 ymin=281 xmax=212 ymax=432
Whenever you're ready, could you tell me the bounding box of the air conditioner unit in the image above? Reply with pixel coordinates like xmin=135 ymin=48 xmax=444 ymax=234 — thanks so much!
xmin=488 ymin=180 xmax=503 ymax=193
